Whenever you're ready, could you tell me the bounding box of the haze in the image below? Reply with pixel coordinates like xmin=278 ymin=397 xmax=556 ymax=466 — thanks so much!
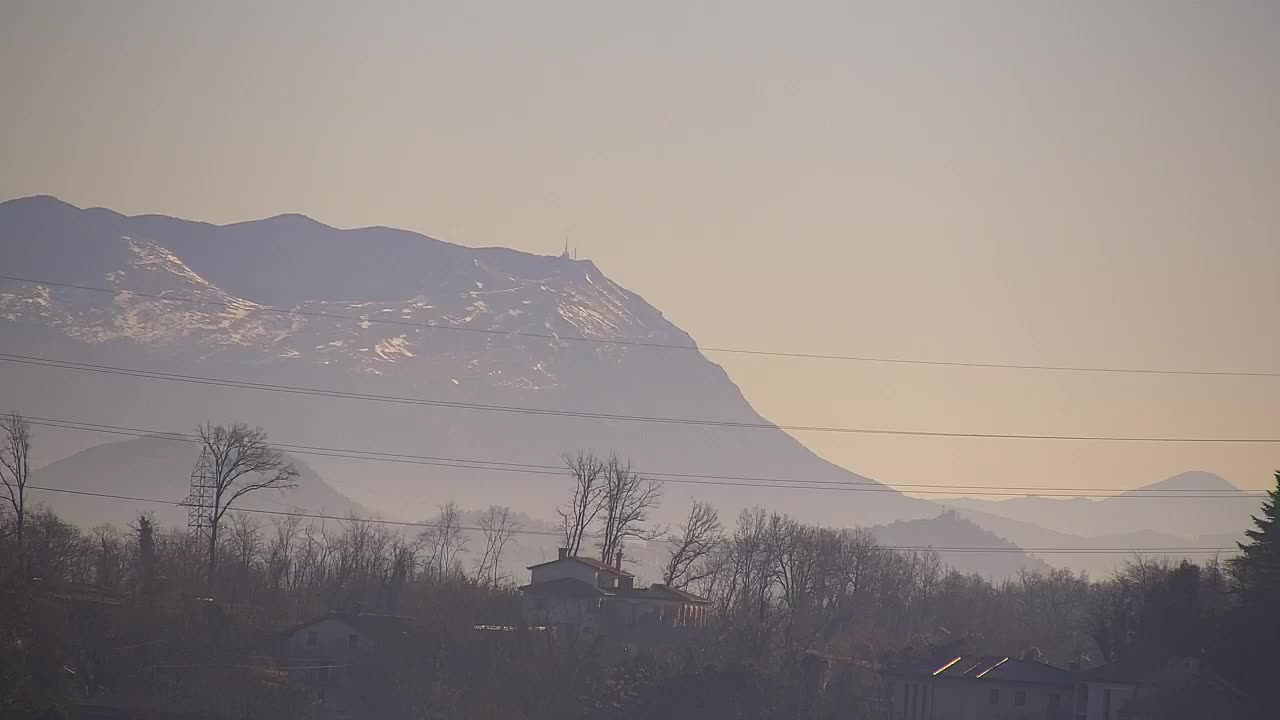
xmin=3 ymin=0 xmax=1279 ymax=495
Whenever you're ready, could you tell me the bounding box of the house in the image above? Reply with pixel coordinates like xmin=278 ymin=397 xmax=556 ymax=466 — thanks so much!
xmin=1073 ymin=657 xmax=1260 ymax=720
xmin=281 ymin=612 xmax=413 ymax=689
xmin=884 ymin=655 xmax=1075 ymax=720
xmin=1072 ymin=659 xmax=1149 ymax=720
xmin=519 ymin=548 xmax=710 ymax=631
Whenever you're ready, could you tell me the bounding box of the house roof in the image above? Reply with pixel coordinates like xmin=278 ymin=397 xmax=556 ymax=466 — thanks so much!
xmin=526 ymin=555 xmax=634 ymax=577
xmin=1118 ymin=667 xmax=1260 ymax=719
xmin=1076 ymin=658 xmax=1155 ymax=684
xmin=889 ymin=655 xmax=1074 ymax=685
xmin=285 ymin=612 xmax=415 ymax=644
xmin=617 ymin=584 xmax=712 ymax=604
xmin=519 ymin=577 xmax=613 ymax=597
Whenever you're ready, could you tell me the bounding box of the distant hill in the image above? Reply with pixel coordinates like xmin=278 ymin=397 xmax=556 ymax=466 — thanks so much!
xmin=944 ymin=471 xmax=1260 ymax=539
xmin=0 ymin=195 xmax=936 ymax=528
xmin=870 ymin=511 xmax=1053 ymax=580
xmin=28 ymin=435 xmax=363 ymax=530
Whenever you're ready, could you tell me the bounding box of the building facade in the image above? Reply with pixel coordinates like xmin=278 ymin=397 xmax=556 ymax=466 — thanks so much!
xmin=885 ymin=655 xmax=1075 ymax=720
xmin=519 ymin=549 xmax=710 ymax=631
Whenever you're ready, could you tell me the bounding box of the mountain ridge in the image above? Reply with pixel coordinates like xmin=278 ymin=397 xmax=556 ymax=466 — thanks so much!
xmin=0 ymin=195 xmax=937 ymax=533
xmin=944 ymin=470 xmax=1257 ymax=539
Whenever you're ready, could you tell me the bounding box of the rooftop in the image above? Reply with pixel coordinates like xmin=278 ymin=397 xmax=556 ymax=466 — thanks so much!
xmin=526 ymin=555 xmax=635 ymax=577
xmin=518 ymin=577 xmax=612 ymax=597
xmin=617 ymin=584 xmax=712 ymax=604
xmin=286 ymin=612 xmax=415 ymax=644
xmin=889 ymin=655 xmax=1074 ymax=685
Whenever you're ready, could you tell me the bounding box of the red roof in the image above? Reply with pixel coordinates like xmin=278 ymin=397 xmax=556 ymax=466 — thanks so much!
xmin=525 ymin=555 xmax=634 ymax=577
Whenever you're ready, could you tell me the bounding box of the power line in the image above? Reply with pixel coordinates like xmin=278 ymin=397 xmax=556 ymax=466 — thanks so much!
xmin=22 ymin=416 xmax=1269 ymax=498
xmin=23 ymin=485 xmax=1240 ymax=555
xmin=5 ymin=353 xmax=1280 ymax=444
xmin=24 ymin=416 xmax=1271 ymax=497
xmin=3 ymin=275 xmax=1277 ymax=378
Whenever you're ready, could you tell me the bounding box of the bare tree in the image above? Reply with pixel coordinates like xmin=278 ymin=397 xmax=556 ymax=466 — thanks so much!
xmin=265 ymin=513 xmax=303 ymax=591
xmin=196 ymin=422 xmax=298 ymax=597
xmin=596 ymin=454 xmax=663 ymax=564
xmin=420 ymin=502 xmax=467 ymax=583
xmin=475 ymin=505 xmax=521 ymax=587
xmin=663 ymin=500 xmax=722 ymax=589
xmin=555 ymin=452 xmax=607 ymax=557
xmin=0 ymin=412 xmax=32 ymax=573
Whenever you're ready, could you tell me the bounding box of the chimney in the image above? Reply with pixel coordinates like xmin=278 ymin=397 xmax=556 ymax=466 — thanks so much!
xmin=557 ymin=547 xmax=568 ymax=561
xmin=614 ymin=550 xmax=623 ymax=571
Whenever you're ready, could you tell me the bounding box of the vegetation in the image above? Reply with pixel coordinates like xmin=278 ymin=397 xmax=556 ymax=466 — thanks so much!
xmin=0 ymin=421 xmax=1275 ymax=718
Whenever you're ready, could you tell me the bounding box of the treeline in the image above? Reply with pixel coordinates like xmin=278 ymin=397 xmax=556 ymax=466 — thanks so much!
xmin=2 ymin=496 xmax=1275 ymax=719
xmin=2 ymin=416 xmax=1278 ymax=718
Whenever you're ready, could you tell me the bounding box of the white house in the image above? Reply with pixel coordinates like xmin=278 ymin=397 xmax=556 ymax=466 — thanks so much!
xmin=884 ymin=655 xmax=1075 ymax=720
xmin=281 ymin=612 xmax=413 ymax=688
xmin=519 ymin=549 xmax=709 ymax=631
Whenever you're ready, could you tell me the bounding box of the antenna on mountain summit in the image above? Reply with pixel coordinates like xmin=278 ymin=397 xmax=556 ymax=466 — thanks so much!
xmin=560 ymin=237 xmax=578 ymax=260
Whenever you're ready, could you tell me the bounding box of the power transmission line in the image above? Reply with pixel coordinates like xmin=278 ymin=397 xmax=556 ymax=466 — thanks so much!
xmin=23 ymin=484 xmax=1240 ymax=555
xmin=21 ymin=416 xmax=1269 ymax=498
xmin=5 ymin=353 xmax=1280 ymax=444
xmin=2 ymin=275 xmax=1276 ymax=378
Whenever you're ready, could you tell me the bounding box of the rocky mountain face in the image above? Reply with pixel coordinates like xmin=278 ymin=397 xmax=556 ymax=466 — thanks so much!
xmin=0 ymin=196 xmax=938 ymax=530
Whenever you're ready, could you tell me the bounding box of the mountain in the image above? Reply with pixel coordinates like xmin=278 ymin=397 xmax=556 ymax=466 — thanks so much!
xmin=870 ymin=511 xmax=1053 ymax=579
xmin=943 ymin=471 xmax=1260 ymax=539
xmin=27 ymin=435 xmax=362 ymax=530
xmin=0 ymin=195 xmax=938 ymax=530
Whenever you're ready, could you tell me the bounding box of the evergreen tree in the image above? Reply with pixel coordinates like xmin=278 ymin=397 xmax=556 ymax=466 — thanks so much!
xmin=1231 ymin=470 xmax=1280 ymax=602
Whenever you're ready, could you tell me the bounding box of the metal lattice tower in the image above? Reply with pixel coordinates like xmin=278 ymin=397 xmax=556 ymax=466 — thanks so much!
xmin=183 ymin=448 xmax=216 ymax=538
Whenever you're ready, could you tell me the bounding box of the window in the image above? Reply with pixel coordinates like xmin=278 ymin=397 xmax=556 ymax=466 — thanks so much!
xmin=1015 ymin=690 xmax=1026 ymax=707
xmin=988 ymin=688 xmax=1000 ymax=705
xmin=348 ymin=633 xmax=359 ymax=649
xmin=921 ymin=687 xmax=928 ymax=716
xmin=306 ymin=630 xmax=318 ymax=647
xmin=1049 ymin=693 xmax=1061 ymax=711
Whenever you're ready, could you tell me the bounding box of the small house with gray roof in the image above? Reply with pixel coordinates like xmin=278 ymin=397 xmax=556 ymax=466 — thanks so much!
xmin=884 ymin=655 xmax=1075 ymax=720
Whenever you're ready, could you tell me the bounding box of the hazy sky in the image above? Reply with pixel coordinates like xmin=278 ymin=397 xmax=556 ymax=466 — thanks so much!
xmin=3 ymin=1 xmax=1279 ymax=494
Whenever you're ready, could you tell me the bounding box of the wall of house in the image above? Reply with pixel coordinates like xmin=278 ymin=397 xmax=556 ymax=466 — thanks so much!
xmin=530 ymin=561 xmax=599 ymax=587
xmin=287 ymin=618 xmax=373 ymax=662
xmin=611 ymin=598 xmax=707 ymax=627
xmin=1079 ymin=682 xmax=1141 ymax=720
xmin=522 ymin=594 xmax=602 ymax=630
xmin=889 ymin=678 xmax=1072 ymax=720
xmin=976 ymin=681 xmax=1071 ymax=720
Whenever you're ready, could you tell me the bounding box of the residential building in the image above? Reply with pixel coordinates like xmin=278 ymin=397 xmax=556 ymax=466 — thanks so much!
xmin=884 ymin=655 xmax=1075 ymax=720
xmin=281 ymin=612 xmax=413 ymax=689
xmin=1073 ymin=657 xmax=1260 ymax=720
xmin=519 ymin=549 xmax=710 ymax=631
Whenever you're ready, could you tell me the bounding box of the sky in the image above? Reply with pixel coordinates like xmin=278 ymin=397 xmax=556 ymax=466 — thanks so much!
xmin=2 ymin=0 xmax=1279 ymax=495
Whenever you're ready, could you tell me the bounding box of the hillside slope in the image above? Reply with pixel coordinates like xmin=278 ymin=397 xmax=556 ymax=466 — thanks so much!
xmin=0 ymin=195 xmax=936 ymax=529
xmin=870 ymin=511 xmax=1053 ymax=580
xmin=28 ymin=435 xmax=363 ymax=530
xmin=944 ymin=471 xmax=1260 ymax=539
